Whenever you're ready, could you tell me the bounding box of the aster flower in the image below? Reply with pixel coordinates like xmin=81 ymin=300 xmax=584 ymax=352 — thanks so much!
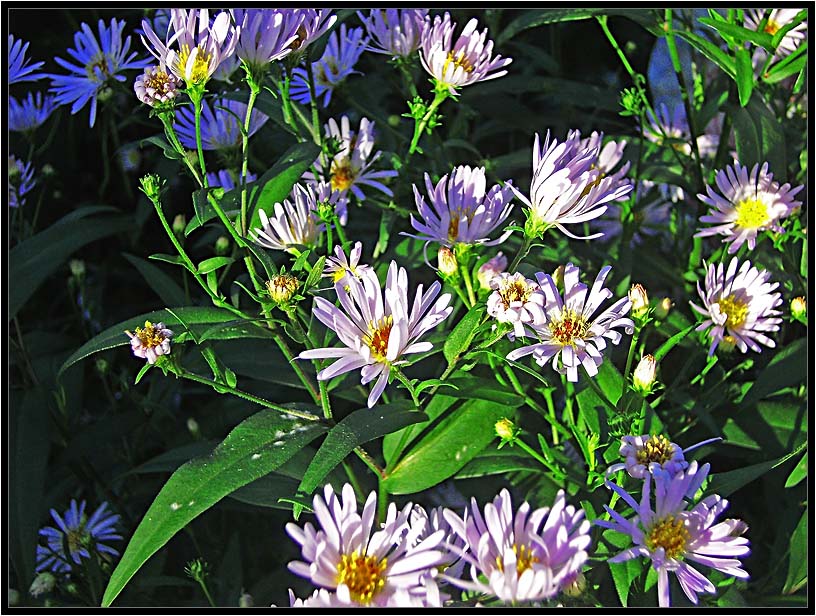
xmin=486 ymin=272 xmax=545 ymax=340
xmin=606 ymin=434 xmax=723 ymax=480
xmin=299 ymin=261 xmax=452 ymax=408
xmin=9 ymin=35 xmax=45 ymax=84
xmin=597 ymin=461 xmax=750 ymax=607
xmin=311 ymin=180 xmax=349 ymax=227
xmin=690 ymin=257 xmax=783 ymax=356
xmin=136 ymin=9 xmax=172 ymax=41
xmin=419 ymin=12 xmax=512 ymax=93
xmin=305 ymin=115 xmax=398 ymax=201
xmin=8 ymin=92 xmax=57 ymax=133
xmin=323 ymin=241 xmax=373 ymax=286
xmin=644 ymin=103 xmax=690 ymax=150
xmin=140 ymin=9 xmax=240 ymax=89
xmin=35 ymin=500 xmax=122 ymax=574
xmin=290 ymin=24 xmax=368 ymax=107
xmin=206 ymin=169 xmax=257 ymax=192
xmin=407 ymin=165 xmax=516 ymax=248
xmin=125 ymin=320 xmax=174 ymax=364
xmin=286 ymin=9 xmax=337 ymax=57
xmin=511 ymin=131 xmax=633 ymax=240
xmin=695 ymin=162 xmax=803 ymax=254
xmin=174 ymin=97 xmax=269 ymax=151
xmin=8 ymin=156 xmax=35 ymax=208
xmin=743 ymin=9 xmax=807 ymax=59
xmin=507 ymin=263 xmax=634 ymax=382
xmin=48 ymin=19 xmax=150 ymax=127
xmin=410 ymin=504 xmax=467 ymax=579
xmin=133 ymin=64 xmax=180 ymax=107
xmin=235 ymin=9 xmax=303 ymax=77
xmin=442 ymin=489 xmax=591 ymax=603
xmin=285 ymin=483 xmax=447 ymax=607
xmin=477 ymin=252 xmax=508 ymax=289
xmin=359 ymin=9 xmax=429 ymax=58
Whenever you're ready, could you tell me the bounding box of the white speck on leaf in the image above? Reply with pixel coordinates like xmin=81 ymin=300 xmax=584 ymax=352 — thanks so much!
xmin=170 ymin=502 xmax=181 ymax=510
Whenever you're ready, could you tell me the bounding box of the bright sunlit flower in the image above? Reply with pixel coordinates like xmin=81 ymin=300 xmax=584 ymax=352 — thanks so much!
xmin=420 ymin=12 xmax=512 ymax=93
xmin=49 ymin=18 xmax=150 ymax=127
xmin=286 ymin=483 xmax=447 ymax=607
xmin=8 ymin=155 xmax=36 ymax=208
xmin=174 ymin=97 xmax=269 ymax=151
xmin=251 ymin=183 xmax=325 ymax=252
xmin=323 ymin=241 xmax=373 ymax=286
xmin=235 ymin=9 xmax=303 ymax=77
xmin=442 ymin=489 xmax=591 ymax=603
xmin=9 ymin=34 xmax=45 ymax=84
xmin=744 ymin=8 xmax=807 ymax=59
xmin=597 ymin=461 xmax=750 ymax=607
xmin=690 ymin=257 xmax=783 ymax=356
xmin=695 ymin=162 xmax=803 ymax=254
xmin=486 ymin=272 xmax=545 ymax=340
xmin=408 ymin=165 xmax=515 ymax=248
xmin=125 ymin=320 xmax=174 ymax=364
xmin=359 ymin=9 xmax=428 ymax=58
xmin=8 ymin=92 xmax=57 ymax=133
xmin=606 ymin=434 xmax=722 ymax=480
xmin=299 ymin=261 xmax=452 ymax=407
xmin=478 ymin=252 xmax=508 ymax=289
xmin=507 ymin=263 xmax=634 ymax=382
xmin=133 ymin=64 xmax=180 ymax=107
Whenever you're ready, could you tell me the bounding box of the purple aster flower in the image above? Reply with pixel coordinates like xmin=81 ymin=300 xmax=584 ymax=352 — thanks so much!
xmin=48 ymin=19 xmax=150 ymax=127
xmin=290 ymin=24 xmax=368 ymax=107
xmin=606 ymin=434 xmax=723 ymax=480
xmin=35 ymin=499 xmax=122 ymax=574
xmin=690 ymin=257 xmax=783 ymax=356
xmin=206 ymin=169 xmax=257 ymax=192
xmin=8 ymin=155 xmax=35 ymax=208
xmin=323 ymin=241 xmax=374 ymax=287
xmin=695 ymin=162 xmax=803 ymax=254
xmin=136 ymin=9 xmax=171 ymax=41
xmin=8 ymin=92 xmax=57 ymax=132
xmin=410 ymin=504 xmax=467 ymax=579
xmin=174 ymin=96 xmax=269 ymax=151
xmin=285 ymin=483 xmax=447 ymax=607
xmin=419 ymin=12 xmax=512 ymax=94
xmin=251 ymin=183 xmax=323 ymax=252
xmin=125 ymin=320 xmax=174 ymax=364
xmin=8 ymin=35 xmax=44 ymax=84
xmin=486 ymin=272 xmax=545 ymax=340
xmin=407 ymin=165 xmax=515 ymax=248
xmin=299 ymin=259 xmax=452 ymax=407
xmin=133 ymin=63 xmax=180 ymax=107
xmin=359 ymin=9 xmax=429 ymax=58
xmin=511 ymin=131 xmax=633 ymax=240
xmin=597 ymin=461 xmax=750 ymax=607
xmin=305 ymin=115 xmax=398 ymax=201
xmin=477 ymin=252 xmax=508 ymax=289
xmin=140 ymin=9 xmax=240 ymax=89
xmin=507 ymin=263 xmax=634 ymax=382
xmin=235 ymin=9 xmax=303 ymax=76
xmin=442 ymin=488 xmax=591 ymax=603
xmin=644 ymin=103 xmax=690 ymax=148
xmin=287 ymin=9 xmax=337 ymax=57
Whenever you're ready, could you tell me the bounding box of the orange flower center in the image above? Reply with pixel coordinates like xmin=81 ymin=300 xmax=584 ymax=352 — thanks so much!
xmin=363 ymin=316 xmax=393 ymax=362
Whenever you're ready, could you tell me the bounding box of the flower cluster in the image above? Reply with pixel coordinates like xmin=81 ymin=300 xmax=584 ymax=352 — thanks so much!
xmin=360 ymin=9 xmax=429 ymax=58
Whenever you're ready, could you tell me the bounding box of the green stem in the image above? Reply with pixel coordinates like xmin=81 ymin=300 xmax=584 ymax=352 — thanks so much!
xmin=319 ymin=379 xmax=332 ymax=420
xmin=159 ymin=113 xmax=203 ymax=187
xmin=377 ymin=478 xmax=389 ymax=524
xmin=393 ymin=368 xmax=420 ymax=407
xmin=207 ymin=192 xmax=244 ymax=247
xmin=460 ymin=259 xmax=477 ymax=307
xmin=240 ymin=82 xmax=260 ymax=237
xmin=508 ymin=235 xmax=532 ymax=272
xmin=191 ymin=90 xmax=209 ymax=187
xmin=305 ymin=60 xmax=323 ymax=149
xmin=515 ymin=438 xmax=557 ymax=472
xmin=278 ymin=75 xmax=306 ymax=142
xmin=624 ymin=328 xmax=641 ymax=384
xmin=409 ymin=88 xmax=448 ymax=154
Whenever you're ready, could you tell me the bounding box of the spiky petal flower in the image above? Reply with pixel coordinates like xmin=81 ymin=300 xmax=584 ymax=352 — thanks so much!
xmin=690 ymin=257 xmax=783 ymax=356
xmin=36 ymin=500 xmax=122 ymax=574
xmin=323 ymin=241 xmax=373 ymax=286
xmin=442 ymin=489 xmax=591 ymax=603
xmin=8 ymin=92 xmax=58 ymax=132
xmin=419 ymin=12 xmax=512 ymax=93
xmin=299 ymin=261 xmax=452 ymax=407
xmin=235 ymin=9 xmax=303 ymax=76
xmin=48 ymin=19 xmax=150 ymax=127
xmin=695 ymin=162 xmax=803 ymax=254
xmin=285 ymin=483 xmax=447 ymax=607
xmin=125 ymin=320 xmax=173 ymax=364
xmin=596 ymin=461 xmax=750 ymax=607
xmin=408 ymin=165 xmax=515 ymax=248
xmin=133 ymin=64 xmax=180 ymax=107
xmin=606 ymin=434 xmax=722 ymax=480
xmin=287 ymin=9 xmax=337 ymax=56
xmin=359 ymin=9 xmax=429 ymax=58
xmin=507 ymin=263 xmax=634 ymax=382
xmin=8 ymin=155 xmax=35 ymax=208
xmin=251 ymin=183 xmax=324 ymax=252
xmin=8 ymin=35 xmax=45 ymax=84
xmin=743 ymin=9 xmax=807 ymax=59
xmin=486 ymin=273 xmax=545 ymax=340
xmin=174 ymin=97 xmax=269 ymax=151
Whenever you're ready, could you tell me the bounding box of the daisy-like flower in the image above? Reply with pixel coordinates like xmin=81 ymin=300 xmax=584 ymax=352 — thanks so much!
xmin=695 ymin=162 xmax=803 ymax=254
xmin=48 ymin=19 xmax=150 ymax=127
xmin=407 ymin=165 xmax=515 ymax=248
xmin=477 ymin=252 xmax=508 ymax=289
xmin=286 ymin=483 xmax=447 ymax=607
xmin=286 ymin=9 xmax=337 ymax=56
xmin=140 ymin=9 xmax=240 ymax=89
xmin=743 ymin=9 xmax=807 ymax=59
xmin=419 ymin=12 xmax=512 ymax=94
xmin=311 ymin=180 xmax=349 ymax=227
xmin=486 ymin=273 xmax=545 ymax=340
xmin=125 ymin=320 xmax=174 ymax=364
xmin=133 ymin=63 xmax=180 ymax=107
xmin=690 ymin=257 xmax=783 ymax=356
xmin=174 ymin=97 xmax=269 ymax=151
xmin=299 ymin=261 xmax=452 ymax=407
xmin=305 ymin=115 xmax=398 ymax=201
xmin=9 ymin=35 xmax=45 ymax=84
xmin=235 ymin=9 xmax=303 ymax=78
xmin=359 ymin=9 xmax=429 ymax=58
xmin=290 ymin=24 xmax=368 ymax=107
xmin=443 ymin=489 xmax=591 ymax=603
xmin=644 ymin=103 xmax=690 ymax=150
xmin=597 ymin=461 xmax=750 ymax=607
xmin=507 ymin=263 xmax=634 ymax=382
xmin=206 ymin=169 xmax=257 ymax=192
xmin=324 ymin=241 xmax=373 ymax=286
xmin=35 ymin=500 xmax=122 ymax=574
xmin=606 ymin=434 xmax=722 ymax=480
xmin=251 ymin=183 xmax=325 ymax=253
xmin=9 ymin=155 xmax=35 ymax=209
xmin=8 ymin=92 xmax=57 ymax=133
xmin=512 ymin=131 xmax=633 ymax=240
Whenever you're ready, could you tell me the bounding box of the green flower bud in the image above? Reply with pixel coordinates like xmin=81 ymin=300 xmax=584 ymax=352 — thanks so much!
xmin=266 ymin=274 xmax=300 ymax=305
xmin=214 ymin=236 xmax=230 ymax=256
xmin=29 ymin=572 xmax=56 ymax=598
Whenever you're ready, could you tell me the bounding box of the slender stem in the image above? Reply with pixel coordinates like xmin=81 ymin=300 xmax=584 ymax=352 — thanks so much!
xmin=270 ymin=329 xmax=321 ymax=405
xmin=278 ymin=75 xmax=305 ymax=141
xmin=319 ymin=379 xmax=332 ymax=420
xmin=355 ymin=446 xmax=385 ymax=479
xmin=584 ymin=373 xmax=618 ymax=414
xmin=377 ymin=478 xmax=389 ymax=525
xmin=206 ymin=192 xmax=244 ymax=247
xmin=624 ymin=329 xmax=641 ymax=384
xmin=342 ymin=460 xmax=363 ymax=497
xmin=460 ymin=259 xmax=477 ymax=307
xmin=192 ymin=91 xmax=209 ymax=187
xmin=305 ymin=60 xmax=323 ymax=148
xmin=195 ymin=576 xmax=216 ymax=608
xmin=393 ymin=368 xmax=420 ymax=407
xmin=508 ymin=235 xmax=532 ymax=272
xmin=409 ymin=88 xmax=448 ymax=154
xmin=159 ymin=113 xmax=203 ymax=186
xmin=240 ymin=82 xmax=260 ymax=237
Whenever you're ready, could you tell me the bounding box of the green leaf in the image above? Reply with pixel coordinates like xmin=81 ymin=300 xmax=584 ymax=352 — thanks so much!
xmin=123 ymin=253 xmax=186 ymax=307
xmin=653 ymin=324 xmax=697 ymax=362
xmin=185 ymin=187 xmax=239 ymax=236
xmin=382 ymin=395 xmax=458 ymax=465
xmin=383 ymin=399 xmax=507 ymax=495
xmin=443 ymin=305 xmax=485 ymax=365
xmin=197 ymin=256 xmax=235 ymax=275
xmin=101 ymin=410 xmax=327 ymax=606
xmin=148 ymin=253 xmax=189 ymax=268
xmin=497 ymin=9 xmax=659 ymax=44
xmin=443 ymin=375 xmax=525 ymax=407
xmin=734 ymin=48 xmax=755 ymax=107
xmin=140 ymin=134 xmax=183 ymax=161
xmin=763 ymin=43 xmax=808 ymax=84
xmin=675 ymin=30 xmax=736 ymax=78
xmin=706 ymin=444 xmax=804 ymax=497
xmin=303 ymin=255 xmax=326 ymax=292
xmin=9 ymin=207 xmax=130 ymax=319
xmin=784 ymin=450 xmax=807 ymax=488
xmin=609 ymin=557 xmax=643 ymax=607
xmin=454 ymin=450 xmax=541 ymax=479
xmin=730 ymin=94 xmax=787 ymax=177
xmin=740 ymin=338 xmax=807 ymax=407
xmin=698 ymin=16 xmax=775 ymax=50
xmin=783 ymin=507 xmax=808 ymax=594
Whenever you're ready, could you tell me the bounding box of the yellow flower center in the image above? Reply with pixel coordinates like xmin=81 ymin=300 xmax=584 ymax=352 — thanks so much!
xmin=548 ymin=308 xmax=589 ymax=346
xmin=66 ymin=528 xmax=84 ymax=554
xmin=734 ymin=197 xmax=770 ymax=230
xmin=635 ymin=435 xmax=675 ymax=466
xmin=497 ymin=278 xmax=533 ymax=307
xmin=177 ymin=44 xmax=211 ymax=85
xmin=717 ymin=294 xmax=750 ymax=329
xmin=144 ymin=68 xmax=175 ymax=95
xmin=335 ymin=551 xmax=387 ymax=605
xmin=86 ymin=53 xmax=111 ymax=82
xmin=134 ymin=321 xmax=167 ymax=349
xmin=763 ymin=19 xmax=781 ymax=35
xmin=443 ymin=50 xmax=475 ymax=75
xmin=363 ymin=316 xmax=394 ymax=362
xmin=646 ymin=515 xmax=690 ymax=560
xmin=266 ymin=274 xmax=299 ymax=303
xmin=330 ymin=161 xmax=356 ymax=192
xmin=495 ymin=544 xmax=541 ymax=575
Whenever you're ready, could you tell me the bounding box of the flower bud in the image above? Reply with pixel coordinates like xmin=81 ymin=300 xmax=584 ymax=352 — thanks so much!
xmin=266 ymin=273 xmax=299 ymax=304
xmin=97 ymin=86 xmax=114 ymax=103
xmin=239 ymin=591 xmax=254 ymax=608
xmin=29 ymin=572 xmax=56 ymax=598
xmin=69 ymin=259 xmax=86 ymax=279
xmin=437 ymin=246 xmax=458 ymax=277
xmin=551 ymin=265 xmax=565 ymax=291
xmin=477 ymin=252 xmax=507 ymax=289
xmin=172 ymin=214 xmax=187 ymax=236
xmin=791 ymin=296 xmax=806 ymax=320
xmin=629 ymin=284 xmax=649 ymax=318
xmin=495 ymin=417 xmax=517 ymax=441
xmin=95 ymin=357 xmax=109 ymax=375
xmin=139 ymin=173 xmax=164 ymax=201
xmin=563 ymin=572 xmax=587 ymax=598
xmin=214 ymin=236 xmax=230 ymax=256
xmin=632 ymin=354 xmax=657 ymax=394
xmin=41 ymin=163 xmax=56 ymax=177
xmin=187 ymin=417 xmax=200 ymax=438
xmin=654 ymin=296 xmax=673 ymax=320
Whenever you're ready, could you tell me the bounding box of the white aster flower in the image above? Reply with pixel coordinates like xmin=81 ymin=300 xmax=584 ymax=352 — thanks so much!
xmin=486 ymin=272 xmax=546 ymax=340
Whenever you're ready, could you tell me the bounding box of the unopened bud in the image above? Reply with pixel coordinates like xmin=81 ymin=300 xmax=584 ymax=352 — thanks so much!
xmin=477 ymin=252 xmax=507 ymax=289
xmin=266 ymin=273 xmax=299 ymax=304
xmin=172 ymin=214 xmax=186 ymax=236
xmin=791 ymin=296 xmax=806 ymax=320
xmin=97 ymin=86 xmax=114 ymax=103
xmin=214 ymin=236 xmax=230 ymax=256
xmin=563 ymin=572 xmax=587 ymax=598
xmin=95 ymin=357 xmax=109 ymax=375
xmin=495 ymin=417 xmax=517 ymax=441
xmin=29 ymin=572 xmax=56 ymax=598
xmin=388 ymin=114 xmax=401 ymax=128
xmin=41 ymin=163 xmax=56 ymax=177
xmin=654 ymin=297 xmax=673 ymax=320
xmin=632 ymin=354 xmax=657 ymax=394
xmin=187 ymin=417 xmax=200 ymax=437
xmin=629 ymin=284 xmax=649 ymax=318
xmin=139 ymin=173 xmax=164 ymax=200
xmin=69 ymin=259 xmax=86 ymax=279
xmin=437 ymin=246 xmax=458 ymax=276
xmin=239 ymin=591 xmax=254 ymax=607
